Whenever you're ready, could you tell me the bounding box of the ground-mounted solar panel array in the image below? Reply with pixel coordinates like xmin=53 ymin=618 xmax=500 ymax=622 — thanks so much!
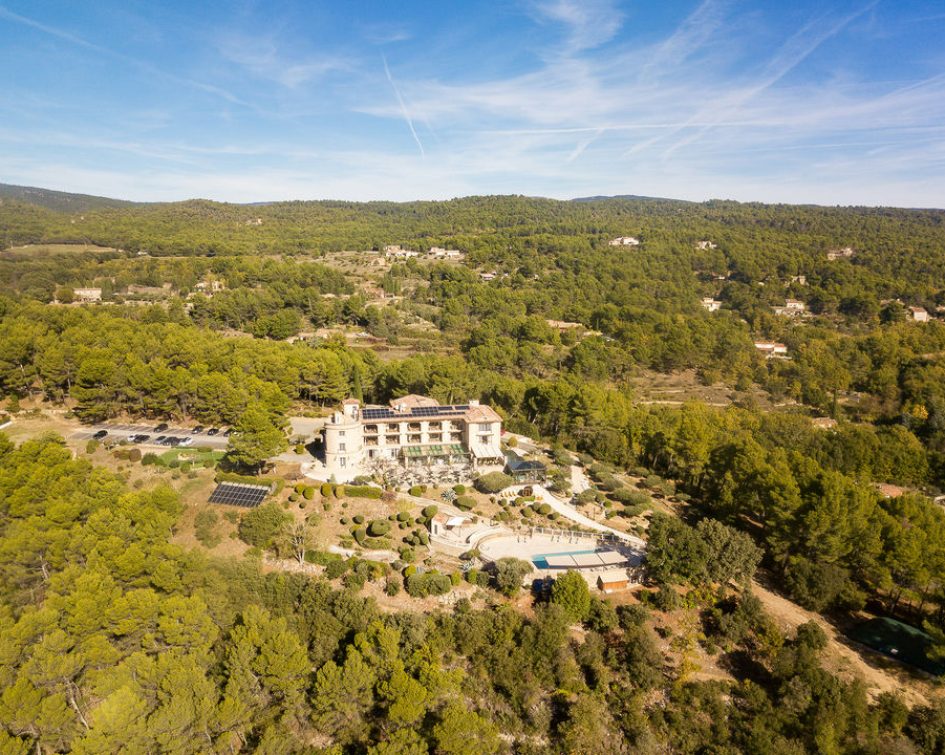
xmin=209 ymin=481 xmax=271 ymax=507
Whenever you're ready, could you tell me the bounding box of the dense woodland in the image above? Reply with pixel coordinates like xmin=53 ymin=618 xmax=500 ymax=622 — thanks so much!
xmin=3 ymin=190 xmax=945 ymax=751
xmin=5 ymin=434 xmax=945 ymax=754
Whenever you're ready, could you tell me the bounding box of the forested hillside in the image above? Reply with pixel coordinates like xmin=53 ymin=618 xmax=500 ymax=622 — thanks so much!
xmin=3 ymin=189 xmax=945 ymax=752
xmin=4 ymin=434 xmax=945 ymax=754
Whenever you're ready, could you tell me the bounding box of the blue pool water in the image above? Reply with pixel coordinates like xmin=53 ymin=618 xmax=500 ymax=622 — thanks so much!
xmin=532 ymin=549 xmax=599 ymax=569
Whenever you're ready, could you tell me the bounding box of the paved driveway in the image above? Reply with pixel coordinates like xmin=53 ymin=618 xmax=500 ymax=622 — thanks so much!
xmin=516 ymin=484 xmax=646 ymax=548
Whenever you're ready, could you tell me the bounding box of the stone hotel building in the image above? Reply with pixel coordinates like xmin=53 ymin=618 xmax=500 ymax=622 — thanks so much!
xmin=321 ymin=395 xmax=503 ymax=481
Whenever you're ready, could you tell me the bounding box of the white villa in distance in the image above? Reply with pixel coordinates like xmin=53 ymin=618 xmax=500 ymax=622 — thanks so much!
xmin=428 ymin=246 xmax=464 ymax=260
xmin=609 ymin=236 xmax=640 ymax=247
xmin=827 ymin=246 xmax=856 ymax=261
xmin=73 ymin=287 xmax=102 ymax=302
xmin=701 ymin=297 xmax=722 ymax=313
xmin=695 ymin=240 xmax=718 ymax=250
xmin=909 ymin=306 xmax=930 ymax=323
xmin=773 ymin=299 xmax=807 ymax=317
xmin=320 ymin=395 xmax=504 ymax=482
xmin=384 ymin=245 xmax=421 ymax=260
xmin=754 ymin=341 xmax=789 ymax=359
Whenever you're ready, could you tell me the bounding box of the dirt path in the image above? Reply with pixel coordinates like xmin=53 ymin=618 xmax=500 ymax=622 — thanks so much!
xmin=751 ymin=579 xmax=936 ymax=707
xmin=569 ymin=464 xmax=591 ymax=494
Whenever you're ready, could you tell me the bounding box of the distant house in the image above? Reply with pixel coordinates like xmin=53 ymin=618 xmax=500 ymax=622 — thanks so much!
xmin=754 ymin=341 xmax=789 ymax=359
xmin=811 ymin=417 xmax=838 ymax=431
xmin=827 ymin=247 xmax=856 ymax=261
xmin=695 ymin=240 xmax=717 ymax=250
xmin=479 ymin=271 xmax=497 ymax=282
xmin=790 ymin=275 xmax=808 ymax=286
xmin=909 ymin=306 xmax=930 ymax=323
xmin=701 ymin=298 xmax=722 ymax=313
xmin=597 ymin=569 xmax=631 ymax=594
xmin=194 ymin=279 xmax=225 ymax=294
xmin=244 ymin=217 xmax=263 ymax=226
xmin=608 ymin=236 xmax=640 ymax=247
xmin=384 ymin=244 xmax=420 ymax=260
xmin=504 ymin=451 xmax=547 ymax=483
xmin=773 ymin=299 xmax=807 ymax=317
xmin=73 ymin=287 xmax=102 ymax=302
xmin=428 ymin=246 xmax=464 ymax=260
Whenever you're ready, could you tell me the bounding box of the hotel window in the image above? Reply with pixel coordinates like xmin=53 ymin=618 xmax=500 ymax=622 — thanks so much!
xmin=339 ymin=430 xmax=346 ymax=436
xmin=339 ymin=443 xmax=346 ymax=452
xmin=339 ymin=457 xmax=346 ymax=467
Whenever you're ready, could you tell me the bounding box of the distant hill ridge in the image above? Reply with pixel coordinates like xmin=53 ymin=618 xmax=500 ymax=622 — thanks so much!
xmin=0 ymin=183 xmax=138 ymax=212
xmin=0 ymin=182 xmax=941 ymax=213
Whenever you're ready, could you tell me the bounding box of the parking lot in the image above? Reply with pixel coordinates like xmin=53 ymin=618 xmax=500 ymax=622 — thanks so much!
xmin=71 ymin=422 xmax=231 ymax=450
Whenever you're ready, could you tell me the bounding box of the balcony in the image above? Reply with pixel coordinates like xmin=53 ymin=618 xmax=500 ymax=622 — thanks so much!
xmin=408 ymin=434 xmax=422 ymax=444
xmin=364 ymin=425 xmax=378 ymax=435
xmin=408 ymin=423 xmax=421 ymax=432
xmin=386 ymin=436 xmax=400 ymax=445
xmin=365 ymin=438 xmax=378 ymax=447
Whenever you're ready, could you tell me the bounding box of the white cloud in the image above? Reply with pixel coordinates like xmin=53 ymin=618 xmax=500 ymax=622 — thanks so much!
xmin=215 ymin=32 xmax=347 ymax=88
xmin=528 ymin=0 xmax=623 ymax=52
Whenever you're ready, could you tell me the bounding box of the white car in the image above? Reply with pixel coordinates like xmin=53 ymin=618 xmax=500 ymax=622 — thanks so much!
xmin=178 ymin=437 xmax=194 ymax=447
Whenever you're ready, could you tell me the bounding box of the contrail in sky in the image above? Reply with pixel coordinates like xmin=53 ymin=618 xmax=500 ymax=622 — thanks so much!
xmin=382 ymin=54 xmax=425 ymax=157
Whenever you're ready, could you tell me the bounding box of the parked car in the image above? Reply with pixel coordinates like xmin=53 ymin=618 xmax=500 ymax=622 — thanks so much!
xmin=167 ymin=437 xmax=182 ymax=447
xmin=93 ymin=429 xmax=108 ymax=440
xmin=154 ymin=435 xmax=167 ymax=444
xmin=206 ymin=428 xmax=219 ymax=436
xmin=154 ymin=423 xmax=168 ymax=432
xmin=222 ymin=428 xmax=234 ymax=437
xmin=192 ymin=426 xmax=204 ymax=434
xmin=135 ymin=434 xmax=151 ymax=443
xmin=179 ymin=437 xmax=194 ymax=447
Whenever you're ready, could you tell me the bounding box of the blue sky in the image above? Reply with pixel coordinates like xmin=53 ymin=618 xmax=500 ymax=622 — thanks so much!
xmin=1 ymin=1 xmax=944 ymax=206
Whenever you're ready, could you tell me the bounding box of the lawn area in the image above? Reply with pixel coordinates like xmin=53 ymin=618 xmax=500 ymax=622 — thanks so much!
xmin=159 ymin=447 xmax=225 ymax=465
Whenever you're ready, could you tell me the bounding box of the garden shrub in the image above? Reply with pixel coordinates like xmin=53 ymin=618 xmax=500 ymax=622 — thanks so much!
xmin=320 ymin=483 xmax=333 ymax=497
xmin=474 ymin=472 xmax=514 ymax=494
xmin=345 ymin=485 xmax=382 ymax=499
xmin=405 ymin=572 xmax=451 ymax=597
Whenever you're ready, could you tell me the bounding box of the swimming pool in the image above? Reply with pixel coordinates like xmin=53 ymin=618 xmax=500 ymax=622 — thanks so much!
xmin=532 ymin=549 xmax=599 ymax=569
